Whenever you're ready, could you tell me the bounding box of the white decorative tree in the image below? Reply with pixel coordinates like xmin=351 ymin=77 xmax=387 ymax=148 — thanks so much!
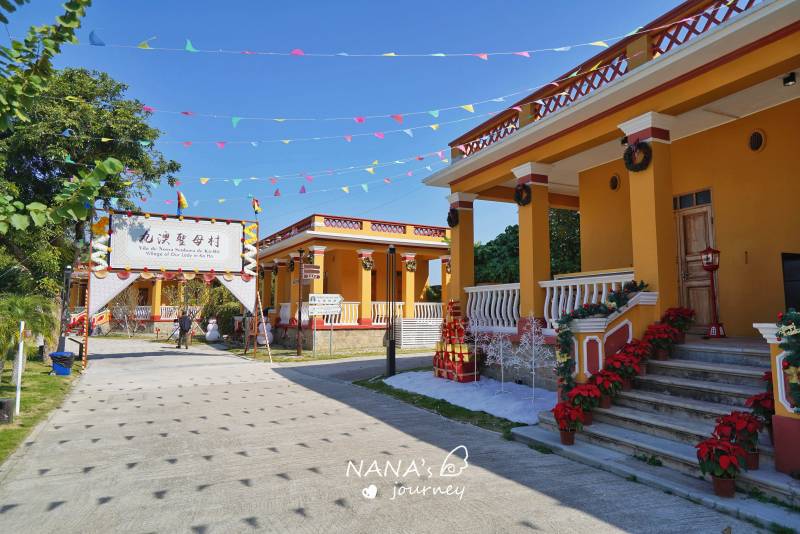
xmin=514 ymin=314 xmax=555 ymax=404
xmin=465 ymin=317 xmax=492 ymax=385
xmin=483 ymin=331 xmax=516 ymax=393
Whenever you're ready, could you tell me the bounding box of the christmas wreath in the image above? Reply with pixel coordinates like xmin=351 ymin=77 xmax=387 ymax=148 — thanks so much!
xmin=304 ymin=252 xmax=314 ymax=264
xmin=776 ymin=309 xmax=800 ymax=411
xmin=288 ymin=259 xmax=295 ymax=272
xmin=447 ymin=208 xmax=459 ymax=228
xmin=361 ymin=256 xmax=374 ymax=271
xmin=623 ymin=141 xmax=652 ymax=172
xmin=445 ymin=261 xmax=452 ymax=274
xmin=405 ymin=259 xmax=417 ymax=272
xmin=514 ymin=183 xmax=532 ymax=206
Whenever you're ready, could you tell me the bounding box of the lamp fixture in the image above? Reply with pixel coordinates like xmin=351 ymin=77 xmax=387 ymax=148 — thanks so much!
xmin=783 ymin=72 xmax=796 ymax=87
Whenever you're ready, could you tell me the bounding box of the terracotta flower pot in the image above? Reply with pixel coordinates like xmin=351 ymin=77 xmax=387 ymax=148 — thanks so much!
xmin=621 ymin=377 xmax=633 ymax=391
xmin=638 ymin=363 xmax=647 ymax=376
xmin=746 ymin=449 xmax=760 ymax=470
xmin=712 ymin=475 xmax=736 ymax=498
xmin=560 ymin=430 xmax=576 ymax=445
xmin=599 ymin=395 xmax=612 ymax=409
xmin=583 ymin=411 xmax=593 ymax=426
xmin=654 ymin=347 xmax=670 ymax=360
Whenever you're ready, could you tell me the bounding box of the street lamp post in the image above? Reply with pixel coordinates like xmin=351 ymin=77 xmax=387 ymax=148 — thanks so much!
xmin=296 ymin=249 xmax=304 ymax=356
xmin=700 ymin=246 xmax=726 ymax=338
xmin=386 ymin=245 xmax=397 ymax=376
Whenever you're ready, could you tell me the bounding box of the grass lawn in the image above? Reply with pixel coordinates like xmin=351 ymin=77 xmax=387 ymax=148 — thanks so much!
xmin=221 ymin=343 xmax=431 ymax=363
xmin=0 ymin=357 xmax=80 ymax=465
xmin=354 ymin=373 xmax=524 ymax=437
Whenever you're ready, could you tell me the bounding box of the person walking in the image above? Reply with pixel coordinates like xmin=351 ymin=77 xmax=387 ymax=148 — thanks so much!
xmin=176 ymin=311 xmax=192 ymax=349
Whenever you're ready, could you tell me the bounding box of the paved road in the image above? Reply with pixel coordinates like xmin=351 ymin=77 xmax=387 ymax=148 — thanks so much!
xmin=0 ymin=338 xmax=757 ymax=534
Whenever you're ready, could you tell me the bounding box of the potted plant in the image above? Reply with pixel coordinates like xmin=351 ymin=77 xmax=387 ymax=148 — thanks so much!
xmin=643 ymin=323 xmax=679 ymax=360
xmin=552 ymin=401 xmax=584 ymax=445
xmin=618 ymin=340 xmax=652 ymax=376
xmin=695 ymin=437 xmax=746 ymax=498
xmin=661 ymin=307 xmax=695 ymax=343
xmin=604 ymin=352 xmax=640 ymax=390
xmin=714 ymin=411 xmax=763 ymax=470
xmin=567 ymin=383 xmax=601 ymax=425
xmin=745 ymin=390 xmax=774 ymax=445
xmin=590 ymin=370 xmax=623 ymax=408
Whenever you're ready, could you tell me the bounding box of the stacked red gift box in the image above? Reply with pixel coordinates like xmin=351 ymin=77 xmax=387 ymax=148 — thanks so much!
xmin=433 ymin=301 xmax=479 ymax=383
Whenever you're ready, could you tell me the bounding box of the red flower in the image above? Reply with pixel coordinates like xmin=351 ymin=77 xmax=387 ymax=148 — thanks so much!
xmin=783 ymin=360 xmax=790 ymax=369
xmin=714 ymin=411 xmax=762 ymax=449
xmin=762 ymin=370 xmax=772 ymax=383
xmin=589 ymin=370 xmax=623 ymax=396
xmin=567 ymin=383 xmax=602 ymax=411
xmin=695 ymin=437 xmax=746 ymax=478
xmin=552 ymin=401 xmax=585 ymax=431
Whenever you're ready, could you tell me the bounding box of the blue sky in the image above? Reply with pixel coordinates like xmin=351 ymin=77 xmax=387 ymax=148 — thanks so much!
xmin=11 ymin=0 xmax=680 ymax=245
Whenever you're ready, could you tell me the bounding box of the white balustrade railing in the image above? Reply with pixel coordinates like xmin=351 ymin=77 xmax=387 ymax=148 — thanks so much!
xmin=279 ymin=302 xmax=291 ymax=324
xmin=321 ymin=302 xmax=360 ymax=326
xmin=414 ymin=302 xmax=443 ymax=319
xmin=539 ymin=269 xmax=634 ymax=329
xmin=160 ymin=306 xmax=179 ymax=320
xmin=135 ymin=306 xmax=151 ymax=320
xmin=465 ymin=283 xmax=520 ymax=333
xmin=371 ymin=302 xmax=405 ymax=325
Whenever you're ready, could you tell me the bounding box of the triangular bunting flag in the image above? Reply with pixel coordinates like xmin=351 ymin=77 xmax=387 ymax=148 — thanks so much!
xmin=403 ymin=129 xmax=413 ymax=138
xmin=281 ymin=140 xmax=291 ymax=144
xmin=344 ymin=135 xmax=353 ymax=142
xmin=429 ymin=124 xmax=439 ymax=131
xmin=514 ymin=51 xmax=530 ymax=58
xmin=590 ymin=41 xmax=609 ymax=48
xmin=185 ymin=39 xmax=198 ymax=52
xmin=182 ymin=141 xmax=192 ymax=148
xmin=217 ymin=198 xmax=226 ymax=204
xmin=390 ymin=114 xmax=403 ymax=124
xmin=231 ymin=116 xmax=242 ymax=127
xmin=360 ymin=184 xmax=368 ymax=192
xmin=428 ymin=110 xmax=439 ymax=118
xmin=290 ymin=48 xmax=305 ymax=56
xmin=199 ymin=177 xmax=209 ymax=184
xmin=473 ymin=53 xmax=489 ymax=61
xmin=89 ymin=30 xmax=105 ymax=46
xmin=299 ymin=185 xmax=307 ymax=194
xmin=374 ymin=132 xmax=385 ymax=139
xmin=274 ymin=189 xmax=281 ymax=196
xmin=215 ymin=141 xmax=226 ymax=149
xmin=354 ymin=116 xmax=366 ymax=124
xmin=232 ymin=179 xmax=242 ymax=186
xmin=365 ymin=168 xmax=375 ymax=174
xmin=138 ymin=37 xmax=156 ymax=50
xmin=461 ymin=104 xmax=475 ymax=113
xmin=341 ymin=186 xmax=350 ymax=193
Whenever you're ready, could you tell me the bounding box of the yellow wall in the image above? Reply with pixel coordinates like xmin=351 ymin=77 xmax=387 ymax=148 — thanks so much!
xmin=579 ymin=160 xmax=633 ymax=271
xmin=670 ymin=99 xmax=800 ymax=335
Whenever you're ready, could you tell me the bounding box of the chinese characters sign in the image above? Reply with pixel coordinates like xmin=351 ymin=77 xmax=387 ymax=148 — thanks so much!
xmin=109 ymin=215 xmax=245 ymax=272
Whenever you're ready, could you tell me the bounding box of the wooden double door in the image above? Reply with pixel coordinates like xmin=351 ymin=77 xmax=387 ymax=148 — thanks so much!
xmin=675 ymin=203 xmax=716 ymax=332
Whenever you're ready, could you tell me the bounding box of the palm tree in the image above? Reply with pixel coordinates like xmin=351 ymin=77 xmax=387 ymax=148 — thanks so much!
xmin=0 ymin=293 xmax=57 ymax=364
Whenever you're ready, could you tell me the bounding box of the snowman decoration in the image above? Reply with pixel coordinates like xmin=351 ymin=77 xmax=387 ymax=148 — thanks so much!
xmin=257 ymin=320 xmax=273 ymax=346
xmin=205 ymin=318 xmax=221 ymax=342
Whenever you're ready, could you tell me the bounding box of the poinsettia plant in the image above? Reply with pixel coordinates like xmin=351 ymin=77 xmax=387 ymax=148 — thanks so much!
xmin=643 ymin=323 xmax=679 ymax=351
xmin=604 ymin=352 xmax=640 ymax=379
xmin=745 ymin=391 xmax=775 ymax=428
xmin=618 ymin=339 xmax=652 ymax=361
xmin=552 ymin=401 xmax=584 ymax=432
xmin=607 ymin=280 xmax=648 ymax=310
xmin=696 ymin=437 xmax=747 ymax=479
xmin=590 ymin=369 xmax=624 ymax=397
xmin=661 ymin=307 xmax=695 ymax=333
xmin=714 ymin=411 xmax=762 ymax=451
xmin=567 ymin=383 xmax=601 ymax=411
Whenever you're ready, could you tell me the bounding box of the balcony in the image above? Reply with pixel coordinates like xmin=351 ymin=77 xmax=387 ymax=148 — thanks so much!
xmin=448 ymin=0 xmax=759 ymax=161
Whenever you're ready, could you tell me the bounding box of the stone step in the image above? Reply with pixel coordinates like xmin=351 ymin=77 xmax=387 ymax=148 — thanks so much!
xmin=673 ymin=341 xmax=770 ymax=368
xmin=614 ymin=389 xmax=739 ymax=422
xmin=646 ymin=359 xmax=766 ymax=388
xmin=511 ymin=425 xmax=800 ymax=531
xmin=538 ymin=411 xmax=799 ymax=505
xmin=593 ymin=405 xmax=774 ymax=457
xmin=633 ymin=374 xmax=761 ymax=407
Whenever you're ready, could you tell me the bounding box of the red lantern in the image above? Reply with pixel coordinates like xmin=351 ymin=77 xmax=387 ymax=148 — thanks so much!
xmin=700 ymin=246 xmax=725 ymax=338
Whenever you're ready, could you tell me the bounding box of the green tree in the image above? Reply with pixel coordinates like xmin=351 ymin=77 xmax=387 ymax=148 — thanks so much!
xmin=473 ymin=209 xmax=581 ymax=284
xmin=0 ymin=68 xmax=180 ymax=294
xmin=0 ymin=293 xmax=57 ymax=359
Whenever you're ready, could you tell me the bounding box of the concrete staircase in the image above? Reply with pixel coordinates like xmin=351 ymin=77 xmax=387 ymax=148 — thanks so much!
xmin=512 ymin=338 xmax=800 ymax=529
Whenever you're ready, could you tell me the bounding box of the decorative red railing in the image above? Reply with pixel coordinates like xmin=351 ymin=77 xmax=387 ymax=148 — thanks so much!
xmin=371 ymin=222 xmax=406 ymax=234
xmin=323 ymin=216 xmax=363 ymax=230
xmin=652 ymin=0 xmax=758 ymax=55
xmin=260 ymin=216 xmax=314 ymax=247
xmin=414 ymin=225 xmax=447 ymax=238
xmin=449 ymin=0 xmax=761 ymax=160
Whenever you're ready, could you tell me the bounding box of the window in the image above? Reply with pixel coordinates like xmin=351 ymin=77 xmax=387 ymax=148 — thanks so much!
xmin=678 ymin=194 xmax=694 ymax=209
xmin=673 ymin=189 xmax=711 ymax=210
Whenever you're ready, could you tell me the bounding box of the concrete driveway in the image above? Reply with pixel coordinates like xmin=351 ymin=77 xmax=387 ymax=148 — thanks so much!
xmin=0 ymin=338 xmax=756 ymax=533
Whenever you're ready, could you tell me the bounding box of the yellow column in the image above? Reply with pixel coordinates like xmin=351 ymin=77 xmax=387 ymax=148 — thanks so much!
xmin=513 ymin=163 xmax=551 ymax=324
xmin=177 ymin=281 xmax=185 ymax=312
xmin=273 ymin=260 xmax=288 ymax=323
xmin=447 ymin=192 xmax=477 ymax=308
xmin=357 ymin=249 xmax=374 ymax=325
xmin=440 ymin=255 xmax=451 ymax=313
xmin=309 ymin=246 xmax=326 ymax=295
xmin=288 ymin=252 xmax=301 ymax=323
xmin=401 ymin=253 xmax=416 ymax=318
xmin=619 ymin=112 xmax=678 ymax=313
xmin=151 ymin=278 xmax=163 ymax=319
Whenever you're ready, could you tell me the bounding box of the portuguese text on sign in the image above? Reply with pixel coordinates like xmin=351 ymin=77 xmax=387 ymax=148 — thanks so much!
xmin=108 ymin=215 xmax=244 ymax=272
xmin=302 ymin=265 xmax=321 ymax=279
xmin=308 ymin=294 xmax=343 ymax=316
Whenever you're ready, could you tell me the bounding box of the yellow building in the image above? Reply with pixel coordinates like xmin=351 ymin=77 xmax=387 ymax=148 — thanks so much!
xmin=425 ymin=0 xmax=800 ymax=339
xmin=257 ymin=214 xmax=450 ymax=348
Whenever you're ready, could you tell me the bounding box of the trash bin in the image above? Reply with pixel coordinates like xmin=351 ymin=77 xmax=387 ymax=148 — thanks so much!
xmin=50 ymin=352 xmax=75 ymax=376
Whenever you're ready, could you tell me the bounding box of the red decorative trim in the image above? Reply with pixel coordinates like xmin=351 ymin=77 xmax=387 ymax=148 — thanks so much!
xmin=451 ymin=20 xmax=800 ymax=186
xmin=277 ymin=323 xmax=389 ymax=331
xmin=449 ymin=200 xmax=474 ymax=209
xmin=627 ymin=127 xmax=670 ymax=144
xmin=517 ymin=174 xmax=548 ymax=186
xmin=357 ymin=318 xmax=373 ymax=326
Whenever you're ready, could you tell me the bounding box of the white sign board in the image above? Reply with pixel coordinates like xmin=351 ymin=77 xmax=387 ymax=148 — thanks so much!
xmin=109 ymin=215 xmax=244 ymax=272
xmin=308 ymin=294 xmax=343 ymax=316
